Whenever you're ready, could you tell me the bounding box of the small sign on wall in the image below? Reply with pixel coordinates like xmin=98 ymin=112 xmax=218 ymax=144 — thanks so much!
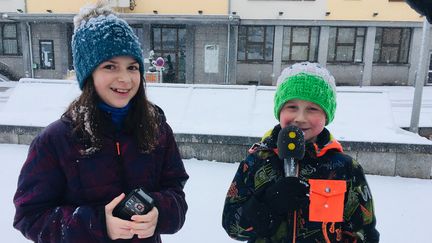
xmin=204 ymin=44 xmax=219 ymax=73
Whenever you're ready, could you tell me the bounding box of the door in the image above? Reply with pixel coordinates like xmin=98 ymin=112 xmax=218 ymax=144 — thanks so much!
xmin=151 ymin=26 xmax=186 ymax=83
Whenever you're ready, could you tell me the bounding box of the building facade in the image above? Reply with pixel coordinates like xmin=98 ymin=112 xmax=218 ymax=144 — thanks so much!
xmin=0 ymin=0 xmax=431 ymax=86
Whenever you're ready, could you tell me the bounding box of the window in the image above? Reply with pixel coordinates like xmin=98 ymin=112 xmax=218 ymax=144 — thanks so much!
xmin=373 ymin=27 xmax=411 ymax=64
xmin=328 ymin=27 xmax=366 ymax=63
xmin=151 ymin=25 xmax=186 ymax=83
xmin=131 ymin=24 xmax=144 ymax=45
xmin=40 ymin=40 xmax=55 ymax=69
xmin=1 ymin=23 xmax=20 ymax=55
xmin=238 ymin=26 xmax=274 ymax=62
xmin=282 ymin=26 xmax=320 ymax=62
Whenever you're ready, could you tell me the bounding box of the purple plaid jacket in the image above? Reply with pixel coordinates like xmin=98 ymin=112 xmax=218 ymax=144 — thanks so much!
xmin=13 ymin=114 xmax=189 ymax=243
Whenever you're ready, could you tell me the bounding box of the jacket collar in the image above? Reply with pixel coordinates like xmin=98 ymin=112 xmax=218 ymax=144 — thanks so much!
xmin=310 ymin=129 xmax=343 ymax=157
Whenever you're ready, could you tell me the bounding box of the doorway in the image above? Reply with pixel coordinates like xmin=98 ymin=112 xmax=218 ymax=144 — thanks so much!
xmin=151 ymin=25 xmax=186 ymax=83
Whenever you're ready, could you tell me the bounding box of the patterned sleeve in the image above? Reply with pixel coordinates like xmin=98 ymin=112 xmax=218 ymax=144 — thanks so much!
xmin=344 ymin=159 xmax=380 ymax=243
xmin=222 ymin=154 xmax=259 ymax=241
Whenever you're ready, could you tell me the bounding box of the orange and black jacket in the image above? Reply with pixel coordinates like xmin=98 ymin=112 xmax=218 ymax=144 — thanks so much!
xmin=222 ymin=125 xmax=380 ymax=243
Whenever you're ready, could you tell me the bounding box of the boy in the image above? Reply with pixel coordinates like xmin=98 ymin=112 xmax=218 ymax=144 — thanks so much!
xmin=222 ymin=62 xmax=379 ymax=243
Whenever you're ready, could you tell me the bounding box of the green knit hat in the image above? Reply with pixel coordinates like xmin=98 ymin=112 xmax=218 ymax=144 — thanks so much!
xmin=274 ymin=62 xmax=337 ymax=125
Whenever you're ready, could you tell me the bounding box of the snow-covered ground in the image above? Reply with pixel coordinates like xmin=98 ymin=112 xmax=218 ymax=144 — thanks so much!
xmin=1 ymin=80 xmax=432 ymax=242
xmin=2 ymin=144 xmax=432 ymax=243
xmin=0 ymin=79 xmax=431 ymax=145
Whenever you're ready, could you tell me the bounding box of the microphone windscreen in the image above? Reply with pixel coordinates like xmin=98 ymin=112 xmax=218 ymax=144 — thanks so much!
xmin=277 ymin=125 xmax=305 ymax=160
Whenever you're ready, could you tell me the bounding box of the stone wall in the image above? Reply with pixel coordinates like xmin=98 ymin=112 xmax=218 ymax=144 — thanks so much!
xmin=1 ymin=125 xmax=431 ymax=179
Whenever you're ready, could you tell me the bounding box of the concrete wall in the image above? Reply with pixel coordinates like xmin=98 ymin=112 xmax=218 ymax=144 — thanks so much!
xmin=1 ymin=125 xmax=431 ymax=179
xmin=176 ymin=134 xmax=432 ymax=179
xmin=327 ymin=0 xmax=422 ymax=21
xmin=20 ymin=0 xmax=424 ymax=21
xmin=26 ymin=0 xmax=92 ymax=13
xmin=236 ymin=63 xmax=273 ymax=85
xmin=327 ymin=64 xmax=364 ymax=86
xmin=408 ymin=26 xmax=427 ymax=86
xmin=142 ymin=23 xmax=232 ymax=85
xmin=231 ymin=0 xmax=326 ymax=20
xmin=130 ymin=0 xmax=228 ymax=14
xmin=174 ymin=135 xmax=432 ymax=179
xmin=30 ymin=23 xmax=70 ymax=79
xmin=0 ymin=125 xmax=41 ymax=145
xmin=0 ymin=21 xmax=26 ymax=80
xmin=26 ymin=0 xmax=228 ymax=14
xmin=0 ymin=57 xmax=24 ymax=80
xmin=1 ymin=14 xmax=429 ymax=86
xmin=234 ymin=19 xmax=425 ymax=86
xmin=371 ymin=65 xmax=410 ymax=86
xmin=0 ymin=0 xmax=25 ymax=12
xmin=193 ymin=24 xmax=227 ymax=84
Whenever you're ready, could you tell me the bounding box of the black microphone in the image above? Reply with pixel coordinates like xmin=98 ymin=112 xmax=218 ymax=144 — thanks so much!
xmin=277 ymin=125 xmax=305 ymax=177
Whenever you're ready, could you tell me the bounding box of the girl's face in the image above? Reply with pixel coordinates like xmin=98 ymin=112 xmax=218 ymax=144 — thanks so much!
xmin=92 ymin=56 xmax=140 ymax=108
xmin=279 ymin=99 xmax=326 ymax=142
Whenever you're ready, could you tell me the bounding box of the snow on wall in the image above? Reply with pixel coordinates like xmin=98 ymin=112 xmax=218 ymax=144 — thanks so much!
xmin=0 ymin=79 xmax=431 ymax=145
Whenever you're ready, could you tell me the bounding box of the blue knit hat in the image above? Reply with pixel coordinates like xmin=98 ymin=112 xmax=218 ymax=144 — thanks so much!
xmin=72 ymin=11 xmax=144 ymax=90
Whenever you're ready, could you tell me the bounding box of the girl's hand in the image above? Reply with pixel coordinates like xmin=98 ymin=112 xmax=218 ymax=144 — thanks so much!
xmin=105 ymin=193 xmax=134 ymax=240
xmin=129 ymin=206 xmax=159 ymax=239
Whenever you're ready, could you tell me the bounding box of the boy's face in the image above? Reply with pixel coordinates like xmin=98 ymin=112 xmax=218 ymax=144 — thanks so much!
xmin=92 ymin=56 xmax=141 ymax=108
xmin=279 ymin=99 xmax=326 ymax=142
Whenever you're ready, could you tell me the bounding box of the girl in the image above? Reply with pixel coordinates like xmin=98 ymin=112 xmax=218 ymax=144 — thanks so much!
xmin=13 ymin=1 xmax=188 ymax=242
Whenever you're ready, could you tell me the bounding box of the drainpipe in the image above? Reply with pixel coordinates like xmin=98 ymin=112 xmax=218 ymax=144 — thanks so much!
xmin=410 ymin=18 xmax=430 ymax=133
xmin=225 ymin=0 xmax=232 ymax=84
xmin=225 ymin=21 xmax=231 ymax=84
xmin=26 ymin=22 xmax=34 ymax=78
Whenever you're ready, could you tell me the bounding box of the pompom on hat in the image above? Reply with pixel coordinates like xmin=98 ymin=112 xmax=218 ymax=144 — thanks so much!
xmin=71 ymin=3 xmax=144 ymax=90
xmin=274 ymin=62 xmax=337 ymax=125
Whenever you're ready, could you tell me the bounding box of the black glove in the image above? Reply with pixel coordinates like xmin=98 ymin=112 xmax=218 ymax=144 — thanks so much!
xmin=262 ymin=177 xmax=309 ymax=215
xmin=241 ymin=196 xmax=281 ymax=237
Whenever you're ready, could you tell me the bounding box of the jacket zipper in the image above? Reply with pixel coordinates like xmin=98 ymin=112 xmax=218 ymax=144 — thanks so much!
xmin=115 ymin=140 xmax=126 ymax=190
xmin=116 ymin=141 xmax=121 ymax=156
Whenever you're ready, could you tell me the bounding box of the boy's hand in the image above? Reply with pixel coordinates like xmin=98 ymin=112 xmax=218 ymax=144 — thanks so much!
xmin=129 ymin=207 xmax=159 ymax=239
xmin=105 ymin=193 xmax=134 ymax=240
xmin=241 ymin=196 xmax=280 ymax=237
xmin=263 ymin=177 xmax=309 ymax=214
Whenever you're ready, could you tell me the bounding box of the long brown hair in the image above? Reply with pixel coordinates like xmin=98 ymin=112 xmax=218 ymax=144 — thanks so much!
xmin=64 ymin=77 xmax=160 ymax=154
